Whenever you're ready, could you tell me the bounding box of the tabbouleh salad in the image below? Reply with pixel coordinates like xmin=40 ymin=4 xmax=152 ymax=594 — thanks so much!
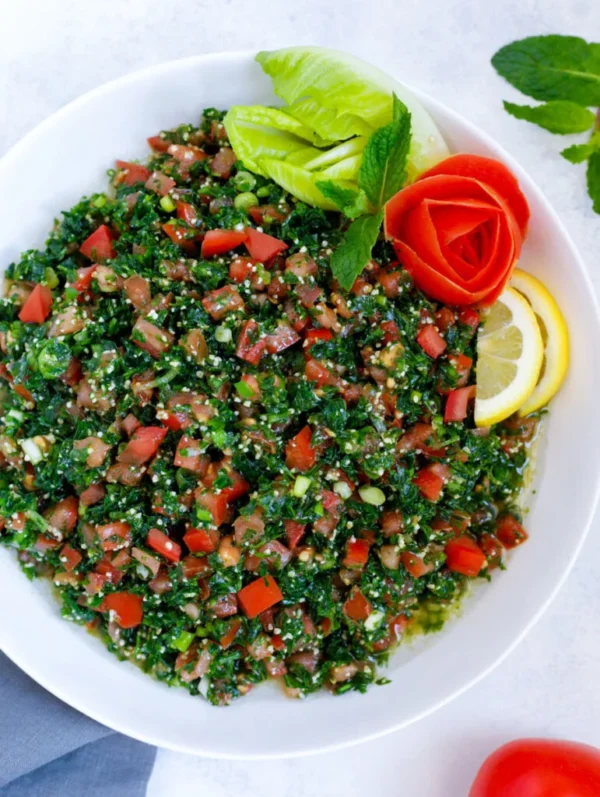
xmin=0 ymin=109 xmax=536 ymax=705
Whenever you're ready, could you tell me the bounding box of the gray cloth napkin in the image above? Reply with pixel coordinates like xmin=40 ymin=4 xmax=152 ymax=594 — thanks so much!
xmin=0 ymin=653 xmax=156 ymax=796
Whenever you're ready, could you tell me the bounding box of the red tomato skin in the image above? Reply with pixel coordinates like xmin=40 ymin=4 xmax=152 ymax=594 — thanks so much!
xmin=244 ymin=228 xmax=288 ymax=262
xmin=183 ymin=527 xmax=218 ymax=554
xmin=238 ymin=575 xmax=283 ymax=619
xmin=117 ymin=426 xmax=168 ymax=466
xmin=285 ymin=425 xmax=317 ymax=472
xmin=416 ymin=324 xmax=447 ymax=358
xmin=147 ymin=528 xmax=181 ymax=563
xmin=284 ymin=520 xmax=306 ymax=550
xmin=342 ymin=539 xmax=370 ymax=569
xmin=496 ymin=514 xmax=528 ymax=548
xmin=469 ymin=739 xmax=600 ymax=797
xmin=79 ymin=225 xmax=115 ymax=262
xmin=18 ymin=284 xmax=53 ymax=323
xmin=115 ymin=160 xmax=151 ymax=186
xmin=444 ymin=385 xmax=475 ymax=423
xmin=201 ymin=229 xmax=247 ymax=257
xmin=147 ymin=135 xmax=170 ymax=153
xmin=101 ymin=592 xmax=143 ymax=629
xmin=413 ymin=467 xmax=445 ymax=501
xmin=445 ymin=536 xmax=486 ymax=577
xmin=236 ymin=319 xmax=266 ymax=365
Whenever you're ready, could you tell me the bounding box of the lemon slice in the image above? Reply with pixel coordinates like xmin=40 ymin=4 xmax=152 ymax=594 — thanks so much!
xmin=475 ymin=287 xmax=544 ymax=427
xmin=510 ymin=269 xmax=569 ymax=416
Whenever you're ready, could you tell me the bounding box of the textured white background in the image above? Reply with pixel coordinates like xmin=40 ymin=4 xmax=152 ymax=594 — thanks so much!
xmin=2 ymin=0 xmax=600 ymax=794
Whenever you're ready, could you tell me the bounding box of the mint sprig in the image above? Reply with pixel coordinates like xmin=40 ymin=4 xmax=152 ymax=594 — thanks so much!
xmin=492 ymin=35 xmax=600 ymax=214
xmin=323 ymin=95 xmax=412 ymax=291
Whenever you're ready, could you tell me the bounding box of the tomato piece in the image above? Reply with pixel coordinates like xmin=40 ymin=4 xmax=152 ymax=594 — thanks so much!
xmin=381 ymin=320 xmax=401 ymax=344
xmin=210 ymin=147 xmax=237 ymax=179
xmin=117 ymin=426 xmax=168 ymax=466
xmin=496 ymin=514 xmax=528 ymax=548
xmin=458 ymin=307 xmax=480 ymax=331
xmin=162 ymin=221 xmax=196 ymax=253
xmin=96 ymin=521 xmax=132 ymax=552
xmin=18 ymin=284 xmax=53 ymax=324
xmin=60 ymin=544 xmax=82 ymax=572
xmin=121 ymin=414 xmax=141 ymax=438
xmin=468 ymin=738 xmax=600 ymax=797
xmin=79 ymin=482 xmax=106 ymax=507
xmin=444 ymin=385 xmax=475 ymax=423
xmin=147 ymin=135 xmax=170 ymax=152
xmin=168 ymin=144 xmax=207 ymax=164
xmin=161 ymin=411 xmax=184 ymax=431
xmin=413 ymin=466 xmax=447 ymax=502
xmin=238 ymin=574 xmax=283 ymax=619
xmin=435 ymin=307 xmax=455 ymax=332
xmin=115 ymin=160 xmax=151 ymax=186
xmin=416 ymin=324 xmax=447 ymax=358
xmin=202 ymin=285 xmax=245 ymax=320
xmin=197 ymin=491 xmax=229 ymax=526
xmin=445 ymin=535 xmax=486 ymax=576
xmin=101 ymin=591 xmax=143 ymax=629
xmin=72 ymin=265 xmax=98 ymax=294
xmin=303 ymin=329 xmax=333 ymax=353
xmin=220 ymin=471 xmax=250 ymax=503
xmin=229 ymin=256 xmax=254 ymax=283
xmin=285 ymin=425 xmax=317 ymax=472
xmin=183 ymin=526 xmax=219 ymax=553
xmin=342 ymin=538 xmax=370 ymax=569
xmin=284 ymin=520 xmax=306 ymax=550
xmin=201 ymin=229 xmax=247 ymax=257
xmin=304 ymin=358 xmax=339 ymax=388
xmin=145 ymin=171 xmax=175 ymax=196
xmin=401 ymin=551 xmax=432 ymax=578
xmin=236 ymin=319 xmax=266 ymax=365
xmin=79 ymin=225 xmax=115 ymax=262
xmin=244 ymin=227 xmax=288 ymax=262
xmin=174 ymin=435 xmax=207 ymax=474
xmin=176 ymin=201 xmax=200 ymax=226
xmin=343 ymin=587 xmax=372 ymax=621
xmin=249 ymin=204 xmax=288 ymax=225
xmin=479 ymin=532 xmax=503 ymax=569
xmin=265 ymin=323 xmax=300 ymax=354
xmin=45 ymin=496 xmax=79 ymax=535
xmin=147 ymin=527 xmax=181 ymax=563
xmin=220 ymin=617 xmax=242 ymax=649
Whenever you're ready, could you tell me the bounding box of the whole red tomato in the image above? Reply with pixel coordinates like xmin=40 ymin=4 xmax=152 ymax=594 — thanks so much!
xmin=469 ymin=739 xmax=600 ymax=797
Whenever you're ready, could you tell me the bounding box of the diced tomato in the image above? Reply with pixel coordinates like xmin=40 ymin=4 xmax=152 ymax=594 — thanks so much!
xmin=435 ymin=307 xmax=456 ymax=332
xmin=343 ymin=587 xmax=372 ymax=621
xmin=304 ymin=358 xmax=339 ymax=388
xmin=96 ymin=521 xmax=132 ymax=552
xmin=342 ymin=538 xmax=370 ymax=569
xmin=60 ymin=358 xmax=83 ymax=388
xmin=202 ymin=285 xmax=245 ymax=319
xmin=244 ymin=227 xmax=288 ymax=262
xmin=117 ymin=426 xmax=168 ymax=466
xmin=147 ymin=135 xmax=170 ymax=153
xmin=174 ymin=435 xmax=207 ymax=474
xmin=458 ymin=307 xmax=480 ymax=331
xmin=479 ymin=532 xmax=503 ymax=569
xmin=445 ymin=535 xmax=486 ymax=577
xmin=220 ymin=471 xmax=250 ymax=503
xmin=249 ymin=204 xmax=288 ymax=225
xmin=381 ymin=320 xmax=401 ymax=344
xmin=197 ymin=491 xmax=229 ymax=526
xmin=265 ymin=323 xmax=300 ymax=354
xmin=181 ymin=554 xmax=212 ymax=579
xmin=145 ymin=171 xmax=175 ymax=196
xmin=183 ymin=526 xmax=219 ymax=553
xmin=381 ymin=510 xmax=404 ymax=536
xmin=79 ymin=482 xmax=106 ymax=507
xmin=413 ymin=466 xmax=445 ymax=501
xmin=397 ymin=423 xmax=446 ymax=458
xmin=73 ymin=265 xmax=98 ymax=293
xmin=132 ymin=317 xmax=175 ymax=359
xmin=401 ymin=551 xmax=432 ymax=578
xmin=168 ymin=144 xmax=207 ymax=164
xmin=236 ymin=319 xmax=266 ymax=365
xmin=238 ymin=574 xmax=283 ymax=619
xmin=59 ymin=544 xmax=82 ymax=572
xmin=147 ymin=527 xmax=181 ymax=563
xmin=115 ymin=160 xmax=151 ymax=186
xmin=416 ymin=324 xmax=447 ymax=358
xmin=376 ymin=269 xmax=403 ymax=298
xmin=284 ymin=520 xmax=306 ymax=550
xmin=45 ymin=496 xmax=79 ymax=535
xmin=285 ymin=425 xmax=317 ymax=472
xmin=496 ymin=514 xmax=528 ymax=549
xmin=210 ymin=147 xmax=237 ymax=179
xmin=229 ymin=256 xmax=254 ymax=283
xmin=161 ymin=411 xmax=184 ymax=431
xmin=220 ymin=617 xmax=242 ymax=649
xmin=303 ymin=329 xmax=333 ymax=353
xmin=122 ymin=414 xmax=141 ymax=438
xmin=176 ymin=201 xmax=200 ymax=226
xmin=444 ymin=385 xmax=475 ymax=423
xmin=201 ymin=229 xmax=247 ymax=257
xmin=101 ymin=591 xmax=143 ymax=628
xmin=18 ymin=284 xmax=53 ymax=324
xmin=162 ymin=221 xmax=196 ymax=253
xmin=431 ymin=510 xmax=471 ymax=537
xmin=79 ymin=225 xmax=115 ymax=262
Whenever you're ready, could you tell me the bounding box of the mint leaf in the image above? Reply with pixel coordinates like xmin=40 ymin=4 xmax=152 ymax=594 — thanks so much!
xmin=503 ymin=100 xmax=595 ymax=134
xmin=358 ymin=96 xmax=412 ymax=208
xmin=316 ymin=181 xmax=369 ymax=219
xmin=587 ymin=151 xmax=600 ymax=213
xmin=492 ymin=35 xmax=600 ymax=106
xmin=561 ymin=131 xmax=600 ymax=163
xmin=330 ymin=210 xmax=384 ymax=291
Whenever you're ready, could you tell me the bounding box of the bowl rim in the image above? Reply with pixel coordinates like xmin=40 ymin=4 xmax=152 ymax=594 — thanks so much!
xmin=1 ymin=48 xmax=600 ymax=759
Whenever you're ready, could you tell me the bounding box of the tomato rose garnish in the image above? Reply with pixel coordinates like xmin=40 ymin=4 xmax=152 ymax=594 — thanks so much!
xmin=384 ymin=154 xmax=529 ymax=306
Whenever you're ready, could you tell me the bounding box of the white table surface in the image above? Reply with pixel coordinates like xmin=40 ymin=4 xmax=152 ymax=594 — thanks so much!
xmin=2 ymin=0 xmax=600 ymax=794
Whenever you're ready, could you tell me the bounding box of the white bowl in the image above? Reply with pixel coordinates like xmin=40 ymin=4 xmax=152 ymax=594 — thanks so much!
xmin=1 ymin=51 xmax=599 ymax=759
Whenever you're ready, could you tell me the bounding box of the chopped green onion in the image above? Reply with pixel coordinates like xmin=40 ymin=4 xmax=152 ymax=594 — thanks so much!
xmin=333 ymin=480 xmax=352 ymax=499
xmin=196 ymin=508 xmax=213 ymax=523
xmin=256 ymin=186 xmax=270 ymax=198
xmin=233 ymin=192 xmax=259 ymax=213
xmin=314 ymin=501 xmax=324 ymax=517
xmin=171 ymin=630 xmax=195 ymax=652
xmin=292 ymin=475 xmax=312 ymax=497
xmin=364 ymin=610 xmax=386 ymax=631
xmin=160 ymin=195 xmax=176 ymax=213
xmin=93 ymin=195 xmax=107 ymax=208
xmin=255 ymin=263 xmax=271 ymax=285
xmin=235 ymin=381 xmax=256 ymax=399
xmin=233 ymin=171 xmax=257 ymax=192
xmin=19 ymin=439 xmax=43 ymax=465
xmin=65 ymin=287 xmax=79 ymax=302
xmin=44 ymin=267 xmax=59 ymax=289
xmin=358 ymin=486 xmax=386 ymax=506
xmin=215 ymin=326 xmax=232 ymax=343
